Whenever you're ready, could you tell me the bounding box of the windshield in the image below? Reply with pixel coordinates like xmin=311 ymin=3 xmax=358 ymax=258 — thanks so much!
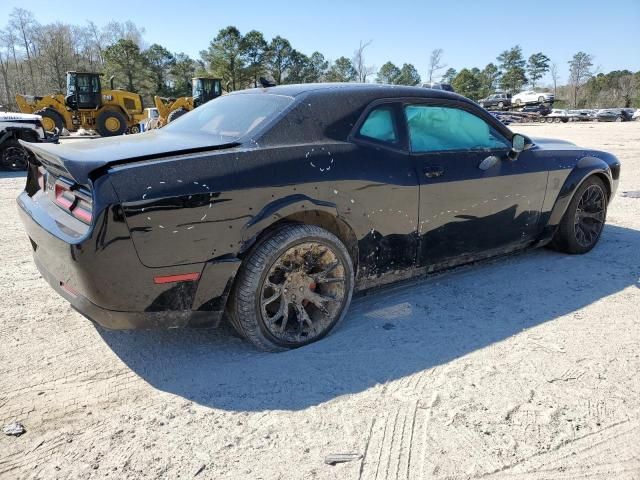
xmin=163 ymin=93 xmax=293 ymax=142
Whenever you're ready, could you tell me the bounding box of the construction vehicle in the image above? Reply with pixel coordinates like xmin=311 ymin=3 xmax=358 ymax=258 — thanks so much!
xmin=154 ymin=77 xmax=222 ymax=126
xmin=15 ymin=72 xmax=146 ymax=137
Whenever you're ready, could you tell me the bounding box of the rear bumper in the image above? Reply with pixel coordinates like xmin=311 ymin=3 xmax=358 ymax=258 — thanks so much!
xmin=17 ymin=188 xmax=240 ymax=330
xmin=34 ymin=255 xmax=219 ymax=329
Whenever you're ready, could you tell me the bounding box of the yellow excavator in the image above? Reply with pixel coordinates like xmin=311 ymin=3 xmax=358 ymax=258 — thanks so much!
xmin=15 ymin=72 xmax=146 ymax=136
xmin=154 ymin=77 xmax=222 ymax=126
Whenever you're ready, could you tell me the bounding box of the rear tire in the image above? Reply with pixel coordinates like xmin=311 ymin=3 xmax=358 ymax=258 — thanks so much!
xmin=35 ymin=108 xmax=64 ymax=133
xmin=167 ymin=108 xmax=188 ymax=122
xmin=227 ymin=224 xmax=354 ymax=351
xmin=96 ymin=109 xmax=128 ymax=137
xmin=551 ymin=176 xmax=608 ymax=254
xmin=0 ymin=138 xmax=29 ymax=170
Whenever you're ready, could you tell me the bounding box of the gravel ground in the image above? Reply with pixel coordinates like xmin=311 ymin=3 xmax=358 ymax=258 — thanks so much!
xmin=1 ymin=122 xmax=639 ymax=479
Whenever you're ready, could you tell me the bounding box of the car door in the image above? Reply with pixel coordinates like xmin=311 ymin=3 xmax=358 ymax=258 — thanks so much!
xmin=349 ymin=102 xmax=420 ymax=282
xmin=403 ymin=101 xmax=548 ymax=268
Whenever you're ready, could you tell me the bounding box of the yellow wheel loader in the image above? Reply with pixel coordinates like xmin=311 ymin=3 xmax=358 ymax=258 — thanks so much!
xmin=154 ymin=77 xmax=222 ymax=126
xmin=15 ymin=72 xmax=146 ymax=137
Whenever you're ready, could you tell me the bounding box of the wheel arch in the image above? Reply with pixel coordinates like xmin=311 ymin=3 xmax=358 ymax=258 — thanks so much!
xmin=547 ymin=157 xmax=613 ymax=228
xmin=239 ymin=197 xmax=359 ymax=273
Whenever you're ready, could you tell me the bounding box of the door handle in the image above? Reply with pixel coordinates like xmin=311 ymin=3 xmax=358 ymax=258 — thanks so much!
xmin=423 ymin=166 xmax=444 ymax=178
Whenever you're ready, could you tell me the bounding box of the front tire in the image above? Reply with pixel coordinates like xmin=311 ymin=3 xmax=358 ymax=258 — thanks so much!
xmin=228 ymin=224 xmax=354 ymax=351
xmin=167 ymin=108 xmax=188 ymax=122
xmin=96 ymin=109 xmax=128 ymax=137
xmin=35 ymin=108 xmax=65 ymax=133
xmin=551 ymin=176 xmax=608 ymax=254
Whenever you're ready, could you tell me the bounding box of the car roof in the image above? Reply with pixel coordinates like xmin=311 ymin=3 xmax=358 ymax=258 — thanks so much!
xmin=229 ymin=82 xmax=466 ymax=102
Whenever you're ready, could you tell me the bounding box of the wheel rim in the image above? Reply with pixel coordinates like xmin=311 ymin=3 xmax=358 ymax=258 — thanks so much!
xmin=260 ymin=242 xmax=346 ymax=344
xmin=574 ymin=184 xmax=606 ymax=247
xmin=105 ymin=117 xmax=121 ymax=132
xmin=1 ymin=145 xmax=28 ymax=170
xmin=41 ymin=116 xmax=56 ymax=131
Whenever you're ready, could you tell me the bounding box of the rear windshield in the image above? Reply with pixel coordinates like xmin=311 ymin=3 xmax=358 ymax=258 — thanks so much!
xmin=163 ymin=93 xmax=294 ymax=142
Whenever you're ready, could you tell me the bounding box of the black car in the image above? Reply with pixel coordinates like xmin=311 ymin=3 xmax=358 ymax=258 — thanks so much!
xmin=596 ymin=108 xmax=633 ymax=122
xmin=478 ymin=92 xmax=511 ymax=110
xmin=521 ymin=104 xmax=552 ymax=116
xmin=18 ymin=84 xmax=620 ymax=351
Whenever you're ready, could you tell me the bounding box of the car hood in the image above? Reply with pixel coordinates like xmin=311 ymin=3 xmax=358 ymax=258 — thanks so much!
xmin=21 ymin=130 xmax=239 ymax=185
xmin=530 ymin=136 xmax=579 ymax=150
xmin=0 ymin=112 xmax=41 ymax=122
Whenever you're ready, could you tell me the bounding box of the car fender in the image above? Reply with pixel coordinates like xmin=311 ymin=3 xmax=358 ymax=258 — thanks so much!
xmin=547 ymin=156 xmax=613 ymax=228
xmin=240 ymin=194 xmax=338 ymax=252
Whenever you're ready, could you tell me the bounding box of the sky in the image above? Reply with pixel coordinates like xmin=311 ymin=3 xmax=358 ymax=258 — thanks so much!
xmin=1 ymin=0 xmax=639 ymax=85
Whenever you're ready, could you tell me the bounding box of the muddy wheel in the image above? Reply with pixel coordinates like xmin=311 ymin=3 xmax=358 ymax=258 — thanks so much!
xmin=538 ymin=96 xmax=545 ymax=103
xmin=497 ymin=101 xmax=504 ymax=109
xmin=167 ymin=108 xmax=188 ymax=122
xmin=551 ymin=176 xmax=607 ymax=254
xmin=96 ymin=109 xmax=127 ymax=137
xmin=554 ymin=117 xmax=561 ymax=123
xmin=0 ymin=138 xmax=29 ymax=170
xmin=35 ymin=108 xmax=64 ymax=133
xmin=227 ymin=224 xmax=354 ymax=351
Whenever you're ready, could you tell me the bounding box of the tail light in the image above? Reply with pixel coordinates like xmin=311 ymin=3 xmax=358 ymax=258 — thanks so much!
xmin=52 ymin=177 xmax=93 ymax=224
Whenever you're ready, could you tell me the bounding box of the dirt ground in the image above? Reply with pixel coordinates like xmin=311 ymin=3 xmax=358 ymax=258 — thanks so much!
xmin=1 ymin=122 xmax=639 ymax=480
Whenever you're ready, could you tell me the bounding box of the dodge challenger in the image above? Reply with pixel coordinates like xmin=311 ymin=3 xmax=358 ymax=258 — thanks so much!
xmin=17 ymin=84 xmax=620 ymax=351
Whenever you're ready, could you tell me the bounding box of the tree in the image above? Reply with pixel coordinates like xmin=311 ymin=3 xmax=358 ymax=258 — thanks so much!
xmin=145 ymin=43 xmax=175 ymax=96
xmin=267 ymin=36 xmax=294 ymax=85
xmin=568 ymin=51 xmax=594 ymax=107
xmin=284 ymin=50 xmax=309 ymax=84
xmin=9 ymin=8 xmax=38 ymax=93
xmin=452 ymin=68 xmax=482 ymax=99
xmin=242 ymin=30 xmax=267 ymax=88
xmin=441 ymin=67 xmax=457 ymax=84
xmin=527 ymin=52 xmax=550 ymax=89
xmin=427 ymin=48 xmax=446 ymax=83
xmin=302 ymin=51 xmax=328 ymax=82
xmin=479 ymin=63 xmax=500 ymax=98
xmin=170 ymin=53 xmax=198 ymax=96
xmin=395 ymin=63 xmax=421 ymax=86
xmin=201 ymin=26 xmax=245 ymax=91
xmin=103 ymin=39 xmax=148 ymax=92
xmin=497 ymin=45 xmax=527 ymax=93
xmin=376 ymin=61 xmax=401 ymax=84
xmin=550 ymin=62 xmax=560 ymax=97
xmin=352 ymin=40 xmax=375 ymax=83
xmin=325 ymin=56 xmax=356 ymax=82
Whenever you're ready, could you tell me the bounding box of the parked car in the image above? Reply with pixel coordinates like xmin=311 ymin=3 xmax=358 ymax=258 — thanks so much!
xmin=0 ymin=112 xmax=48 ymax=170
xmin=478 ymin=92 xmax=511 ymax=110
xmin=545 ymin=109 xmax=570 ymax=123
xmin=18 ymin=84 xmax=620 ymax=351
xmin=595 ymin=108 xmax=633 ymax=122
xmin=512 ymin=90 xmax=555 ymax=106
xmin=421 ymin=82 xmax=455 ymax=92
xmin=521 ymin=104 xmax=551 ymax=116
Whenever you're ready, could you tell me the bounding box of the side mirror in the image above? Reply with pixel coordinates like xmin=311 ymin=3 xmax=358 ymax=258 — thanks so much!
xmin=510 ymin=134 xmax=526 ymax=159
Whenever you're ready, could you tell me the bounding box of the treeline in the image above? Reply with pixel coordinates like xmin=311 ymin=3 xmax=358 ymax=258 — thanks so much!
xmin=1 ymin=8 xmax=638 ymax=110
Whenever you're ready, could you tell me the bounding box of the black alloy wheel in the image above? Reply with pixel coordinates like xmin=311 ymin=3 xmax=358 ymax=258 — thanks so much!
xmin=573 ymin=183 xmax=606 ymax=249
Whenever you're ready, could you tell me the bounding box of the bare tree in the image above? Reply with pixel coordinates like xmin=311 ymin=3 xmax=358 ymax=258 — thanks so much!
xmin=568 ymin=52 xmax=594 ymax=107
xmin=550 ymin=62 xmax=559 ymax=97
xmin=9 ymin=8 xmax=38 ymax=93
xmin=617 ymin=75 xmax=637 ymax=108
xmin=427 ymin=48 xmax=446 ymax=83
xmin=352 ymin=40 xmax=375 ymax=83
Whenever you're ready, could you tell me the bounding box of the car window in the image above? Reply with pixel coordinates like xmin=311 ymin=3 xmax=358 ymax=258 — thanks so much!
xmin=405 ymin=105 xmax=510 ymax=152
xmin=358 ymin=106 xmax=398 ymax=144
xmin=163 ymin=93 xmax=293 ymax=142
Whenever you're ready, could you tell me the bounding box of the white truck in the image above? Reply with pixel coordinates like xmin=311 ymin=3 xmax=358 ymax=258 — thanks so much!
xmin=0 ymin=112 xmax=48 ymax=170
